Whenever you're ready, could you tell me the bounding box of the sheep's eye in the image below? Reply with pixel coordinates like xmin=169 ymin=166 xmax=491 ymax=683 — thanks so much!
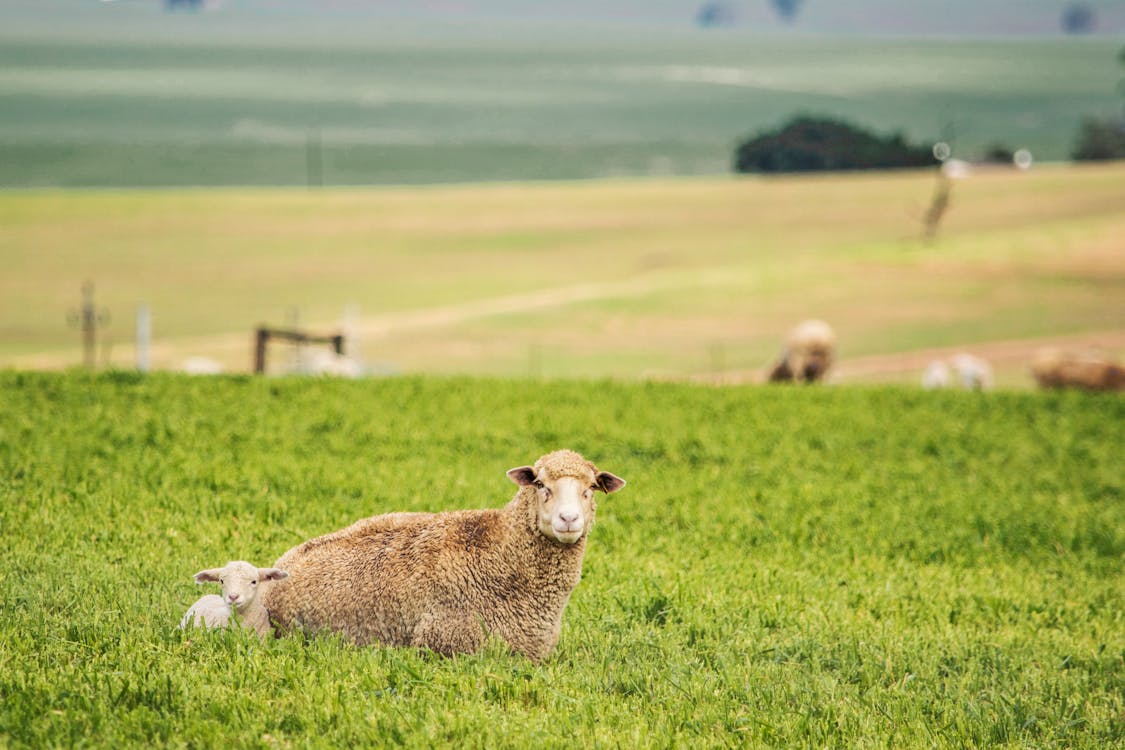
xmin=219 ymin=579 xmax=225 ymax=585
xmin=251 ymin=580 xmax=257 ymax=585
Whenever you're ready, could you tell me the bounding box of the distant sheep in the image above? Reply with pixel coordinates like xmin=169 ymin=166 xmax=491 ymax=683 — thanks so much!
xmin=299 ymin=349 xmax=363 ymax=378
xmin=921 ymin=354 xmax=993 ymax=390
xmin=768 ymin=320 xmax=836 ymax=383
xmin=921 ymin=360 xmax=952 ymax=389
xmin=1030 ymin=348 xmax=1125 ymax=392
xmin=950 ymin=353 xmax=993 ymax=390
xmin=180 ymin=560 xmax=289 ymax=637
xmin=261 ymin=450 xmax=626 ymax=661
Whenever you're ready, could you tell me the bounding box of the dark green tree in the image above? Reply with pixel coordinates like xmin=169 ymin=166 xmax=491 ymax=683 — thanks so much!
xmin=733 ymin=116 xmax=936 ymax=174
xmin=1071 ymin=118 xmax=1125 ymax=160
xmin=1070 ymin=45 xmax=1125 ymax=161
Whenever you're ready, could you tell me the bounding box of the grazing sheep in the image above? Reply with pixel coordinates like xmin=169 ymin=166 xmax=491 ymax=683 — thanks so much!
xmin=180 ymin=561 xmax=289 ymax=637
xmin=921 ymin=360 xmax=952 ymax=389
xmin=768 ymin=320 xmax=836 ymax=383
xmin=1030 ymin=348 xmax=1125 ymax=392
xmin=921 ymin=354 xmax=992 ymax=390
xmin=949 ymin=353 xmax=993 ymax=390
xmin=261 ymin=450 xmax=626 ymax=661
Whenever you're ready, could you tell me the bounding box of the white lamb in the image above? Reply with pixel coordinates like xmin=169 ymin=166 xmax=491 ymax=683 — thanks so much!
xmin=179 ymin=560 xmax=288 ymax=637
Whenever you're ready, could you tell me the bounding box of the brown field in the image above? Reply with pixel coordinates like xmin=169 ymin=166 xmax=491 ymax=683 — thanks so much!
xmin=1 ymin=162 xmax=1123 ymax=387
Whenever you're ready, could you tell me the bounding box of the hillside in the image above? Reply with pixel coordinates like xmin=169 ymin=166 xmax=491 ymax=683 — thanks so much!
xmin=0 ymin=3 xmax=1121 ymax=188
xmin=2 ymin=164 xmax=1123 ymax=386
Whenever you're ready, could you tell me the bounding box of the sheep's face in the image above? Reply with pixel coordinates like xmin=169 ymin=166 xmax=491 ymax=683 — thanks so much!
xmin=507 ymin=450 xmax=626 ymax=545
xmin=794 ymin=347 xmax=832 ymax=382
xmin=194 ymin=561 xmax=289 ymax=613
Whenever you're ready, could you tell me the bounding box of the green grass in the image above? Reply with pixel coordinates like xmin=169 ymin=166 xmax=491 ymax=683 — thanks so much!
xmin=1 ymin=372 xmax=1122 ymax=747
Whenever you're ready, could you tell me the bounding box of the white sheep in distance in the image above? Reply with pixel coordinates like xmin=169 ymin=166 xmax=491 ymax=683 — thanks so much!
xmin=768 ymin=319 xmax=836 ymax=383
xmin=179 ymin=561 xmax=289 ymax=637
xmin=260 ymin=450 xmax=626 ymax=661
xmin=921 ymin=354 xmax=993 ymax=390
xmin=949 ymin=353 xmax=994 ymax=390
xmin=921 ymin=360 xmax=952 ymax=389
xmin=1030 ymin=348 xmax=1125 ymax=391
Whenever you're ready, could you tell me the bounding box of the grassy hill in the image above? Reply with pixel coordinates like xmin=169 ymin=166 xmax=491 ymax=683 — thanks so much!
xmin=0 ymin=16 xmax=1121 ymax=188
xmin=3 ymin=163 xmax=1123 ymax=385
xmin=0 ymin=372 xmax=1121 ymax=747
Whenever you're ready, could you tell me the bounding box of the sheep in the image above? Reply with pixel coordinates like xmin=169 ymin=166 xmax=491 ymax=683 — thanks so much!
xmin=260 ymin=450 xmax=626 ymax=661
xmin=768 ymin=319 xmax=836 ymax=383
xmin=949 ymin=353 xmax=993 ymax=390
xmin=921 ymin=360 xmax=952 ymax=389
xmin=179 ymin=560 xmax=289 ymax=637
xmin=920 ymin=354 xmax=992 ymax=390
xmin=1030 ymin=348 xmax=1125 ymax=392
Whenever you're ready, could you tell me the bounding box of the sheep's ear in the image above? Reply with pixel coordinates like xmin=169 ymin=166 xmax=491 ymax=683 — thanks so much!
xmin=596 ymin=471 xmax=626 ymax=494
xmin=259 ymin=568 xmax=289 ymax=582
xmin=506 ymin=466 xmax=537 ymax=486
xmin=193 ymin=569 xmax=222 ymax=584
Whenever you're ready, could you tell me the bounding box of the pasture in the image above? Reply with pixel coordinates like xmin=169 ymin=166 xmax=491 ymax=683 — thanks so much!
xmin=0 ymin=17 xmax=1122 ymax=188
xmin=0 ymin=372 xmax=1121 ymax=747
xmin=2 ymin=163 xmax=1124 ymax=385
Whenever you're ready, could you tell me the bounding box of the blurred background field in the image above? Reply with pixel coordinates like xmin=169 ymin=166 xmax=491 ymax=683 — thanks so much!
xmin=0 ymin=3 xmax=1122 ymax=187
xmin=2 ymin=163 xmax=1123 ymax=385
xmin=1 ymin=0 xmax=1123 ymax=386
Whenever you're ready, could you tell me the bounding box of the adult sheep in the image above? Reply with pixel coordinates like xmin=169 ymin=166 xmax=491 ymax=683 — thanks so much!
xmin=1030 ymin=348 xmax=1125 ymax=391
xmin=768 ymin=319 xmax=836 ymax=383
xmin=261 ymin=450 xmax=626 ymax=661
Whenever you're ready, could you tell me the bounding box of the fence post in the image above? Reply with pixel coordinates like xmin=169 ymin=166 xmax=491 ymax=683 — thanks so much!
xmin=254 ymin=327 xmax=269 ymax=374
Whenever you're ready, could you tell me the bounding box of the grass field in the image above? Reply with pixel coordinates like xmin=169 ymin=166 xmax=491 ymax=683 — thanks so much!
xmin=0 ymin=372 xmax=1121 ymax=747
xmin=1 ymin=17 xmax=1121 ymax=187
xmin=2 ymin=163 xmax=1124 ymax=385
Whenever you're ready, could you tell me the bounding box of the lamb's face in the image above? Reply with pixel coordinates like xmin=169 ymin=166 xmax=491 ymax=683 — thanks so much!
xmin=507 ymin=450 xmax=626 ymax=545
xmin=193 ymin=561 xmax=288 ymax=613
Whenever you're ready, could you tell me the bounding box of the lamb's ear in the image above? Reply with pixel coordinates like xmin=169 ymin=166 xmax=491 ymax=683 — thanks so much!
xmin=507 ymin=466 xmax=537 ymax=486
xmin=193 ymin=569 xmax=222 ymax=584
xmin=596 ymin=471 xmax=626 ymax=494
xmin=259 ymin=568 xmax=289 ymax=582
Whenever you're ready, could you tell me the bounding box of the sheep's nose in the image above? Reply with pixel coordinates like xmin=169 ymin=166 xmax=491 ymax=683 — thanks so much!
xmin=559 ymin=511 xmax=580 ymax=525
xmin=227 ymin=593 xmax=240 ymax=602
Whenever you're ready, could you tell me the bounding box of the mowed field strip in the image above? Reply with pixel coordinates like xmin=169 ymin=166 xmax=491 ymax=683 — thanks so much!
xmin=2 ymin=163 xmax=1123 ymax=384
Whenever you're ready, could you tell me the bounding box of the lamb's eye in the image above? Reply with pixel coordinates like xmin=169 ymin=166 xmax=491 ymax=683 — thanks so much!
xmin=219 ymin=579 xmax=225 ymax=585
xmin=251 ymin=580 xmax=257 ymax=585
